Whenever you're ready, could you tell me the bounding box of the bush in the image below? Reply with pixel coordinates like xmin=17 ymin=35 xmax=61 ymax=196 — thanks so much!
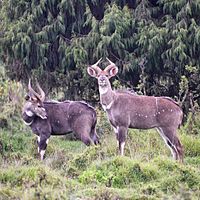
xmin=79 ymin=156 xmax=159 ymax=188
xmin=0 ymin=130 xmax=32 ymax=158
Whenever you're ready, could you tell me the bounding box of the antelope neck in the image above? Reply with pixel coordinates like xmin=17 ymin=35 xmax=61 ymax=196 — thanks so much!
xmin=99 ymin=86 xmax=115 ymax=109
xmin=22 ymin=112 xmax=34 ymax=126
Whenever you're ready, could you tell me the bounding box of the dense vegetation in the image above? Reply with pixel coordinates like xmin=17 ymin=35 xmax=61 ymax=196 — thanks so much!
xmin=0 ymin=0 xmax=200 ymax=111
xmin=0 ymin=0 xmax=200 ymax=199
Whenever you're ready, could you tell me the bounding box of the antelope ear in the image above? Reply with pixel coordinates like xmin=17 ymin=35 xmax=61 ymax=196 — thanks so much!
xmin=87 ymin=67 xmax=98 ymax=78
xmin=107 ymin=66 xmax=118 ymax=78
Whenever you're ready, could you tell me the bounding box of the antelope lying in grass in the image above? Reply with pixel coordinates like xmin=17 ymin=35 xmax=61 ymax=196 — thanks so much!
xmin=22 ymin=80 xmax=99 ymax=160
xmin=87 ymin=58 xmax=184 ymax=162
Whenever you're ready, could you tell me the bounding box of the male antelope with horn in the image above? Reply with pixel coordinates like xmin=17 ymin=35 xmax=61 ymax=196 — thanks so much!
xmin=87 ymin=58 xmax=183 ymax=162
xmin=22 ymin=80 xmax=99 ymax=160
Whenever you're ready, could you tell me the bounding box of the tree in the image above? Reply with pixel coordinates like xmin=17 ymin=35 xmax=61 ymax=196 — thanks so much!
xmin=0 ymin=0 xmax=199 ymax=112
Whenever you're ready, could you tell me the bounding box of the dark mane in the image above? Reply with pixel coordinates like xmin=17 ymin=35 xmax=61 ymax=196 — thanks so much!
xmin=44 ymin=100 xmax=71 ymax=104
xmin=77 ymin=101 xmax=96 ymax=112
xmin=44 ymin=100 xmax=62 ymax=104
xmin=44 ymin=100 xmax=95 ymax=112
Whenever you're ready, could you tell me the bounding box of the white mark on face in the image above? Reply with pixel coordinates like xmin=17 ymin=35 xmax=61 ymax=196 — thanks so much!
xmin=171 ymin=109 xmax=173 ymax=112
xmin=145 ymin=115 xmax=148 ymax=118
xmin=40 ymin=115 xmax=47 ymax=119
xmin=26 ymin=110 xmax=34 ymax=117
xmin=158 ymin=112 xmax=160 ymax=114
xmin=162 ymin=109 xmax=165 ymax=112
xmin=99 ymin=87 xmax=108 ymax=95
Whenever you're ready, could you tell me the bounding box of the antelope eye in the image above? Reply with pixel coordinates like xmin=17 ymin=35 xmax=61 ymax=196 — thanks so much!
xmin=38 ymin=105 xmax=42 ymax=108
xmin=24 ymin=95 xmax=30 ymax=100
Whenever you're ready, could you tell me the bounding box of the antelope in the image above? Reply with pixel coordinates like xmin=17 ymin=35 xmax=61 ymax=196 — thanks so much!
xmin=87 ymin=58 xmax=184 ymax=162
xmin=22 ymin=80 xmax=99 ymax=160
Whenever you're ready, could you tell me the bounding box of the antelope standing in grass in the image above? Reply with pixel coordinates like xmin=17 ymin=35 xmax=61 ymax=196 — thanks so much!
xmin=22 ymin=80 xmax=99 ymax=160
xmin=87 ymin=58 xmax=183 ymax=162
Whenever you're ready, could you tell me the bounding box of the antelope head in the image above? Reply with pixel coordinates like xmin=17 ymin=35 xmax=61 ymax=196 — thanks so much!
xmin=87 ymin=58 xmax=118 ymax=90
xmin=23 ymin=80 xmax=47 ymax=119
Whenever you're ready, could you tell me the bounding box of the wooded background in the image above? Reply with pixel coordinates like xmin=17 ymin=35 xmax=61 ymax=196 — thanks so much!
xmin=0 ymin=0 xmax=200 ymax=114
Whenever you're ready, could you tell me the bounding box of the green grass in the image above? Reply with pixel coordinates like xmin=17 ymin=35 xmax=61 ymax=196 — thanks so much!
xmin=1 ymin=112 xmax=200 ymax=199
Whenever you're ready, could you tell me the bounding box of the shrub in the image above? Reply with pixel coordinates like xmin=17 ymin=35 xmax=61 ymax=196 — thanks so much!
xmin=79 ymin=156 xmax=159 ymax=188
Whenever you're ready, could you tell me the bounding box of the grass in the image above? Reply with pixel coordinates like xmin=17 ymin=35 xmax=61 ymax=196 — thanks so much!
xmin=0 ymin=111 xmax=200 ymax=200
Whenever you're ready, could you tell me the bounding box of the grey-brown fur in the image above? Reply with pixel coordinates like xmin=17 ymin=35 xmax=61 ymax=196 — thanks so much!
xmin=115 ymin=89 xmax=137 ymax=95
xmin=87 ymin=58 xmax=183 ymax=162
xmin=22 ymin=81 xmax=99 ymax=160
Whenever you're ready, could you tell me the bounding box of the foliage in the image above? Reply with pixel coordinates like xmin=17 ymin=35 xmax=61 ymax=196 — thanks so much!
xmin=0 ymin=63 xmax=26 ymax=130
xmin=0 ymin=0 xmax=200 ymax=110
